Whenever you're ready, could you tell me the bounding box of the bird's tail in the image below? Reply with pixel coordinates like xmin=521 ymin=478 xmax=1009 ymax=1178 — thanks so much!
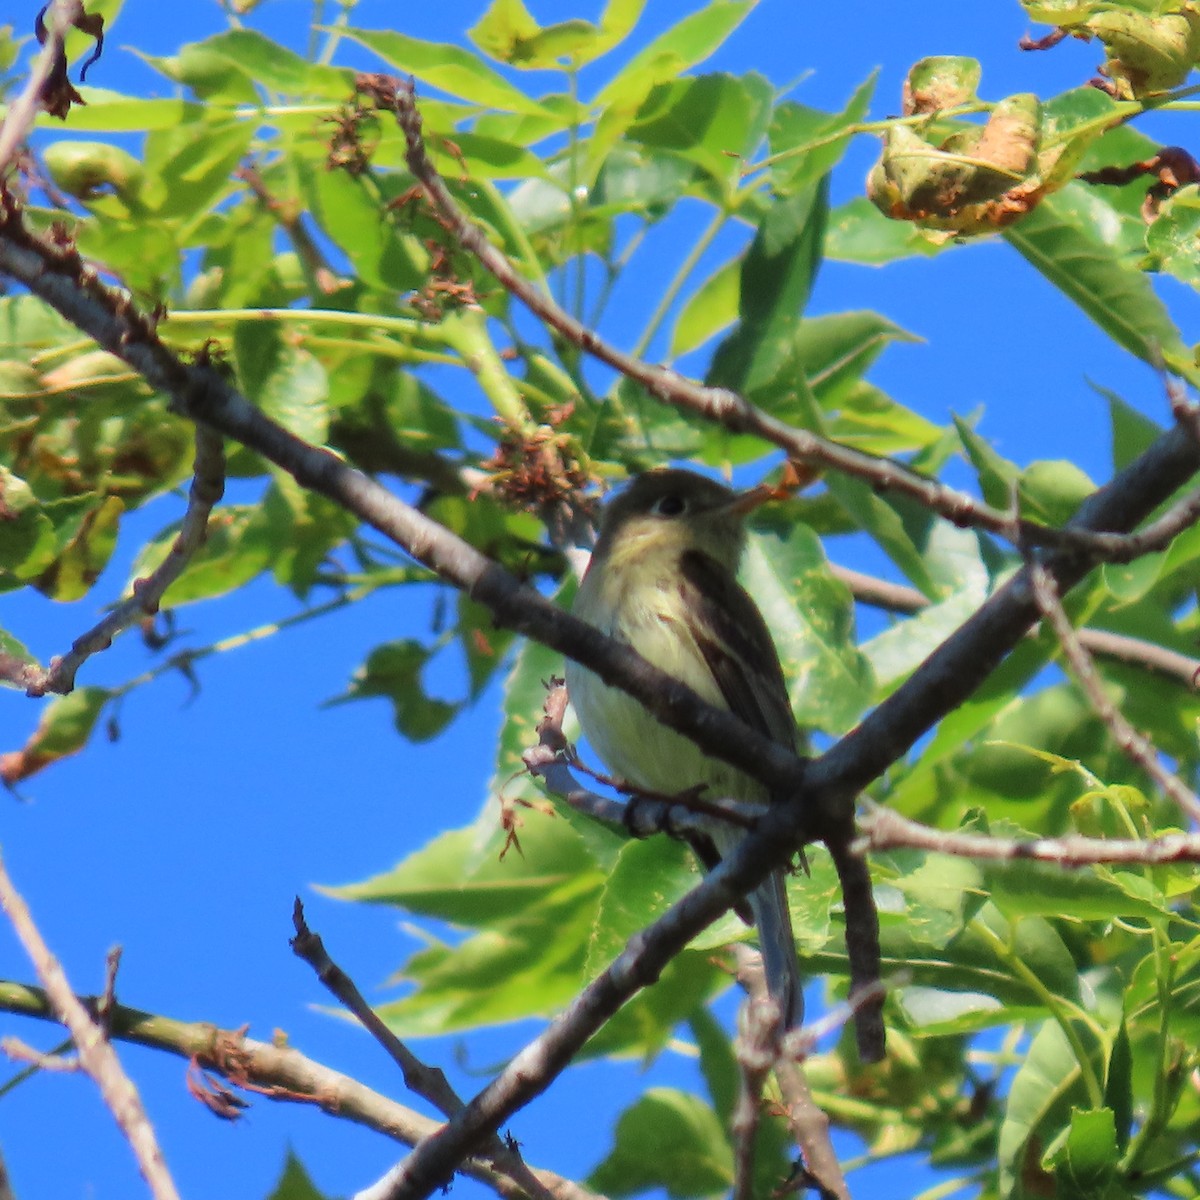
xmin=749 ymin=872 xmax=804 ymax=1030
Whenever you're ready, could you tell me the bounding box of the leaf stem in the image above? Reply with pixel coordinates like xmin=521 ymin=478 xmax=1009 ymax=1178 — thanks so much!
xmin=631 ymin=205 xmax=728 ymax=363
xmin=969 ymin=917 xmax=1104 ymax=1106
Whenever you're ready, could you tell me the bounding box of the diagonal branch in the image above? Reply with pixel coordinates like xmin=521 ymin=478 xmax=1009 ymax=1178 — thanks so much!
xmin=1027 ymin=562 xmax=1200 ymax=823
xmin=0 ymin=858 xmax=181 ymax=1200
xmin=290 ymin=901 xmax=559 ymax=1200
xmin=9 ymin=427 xmax=226 ymax=697
xmin=0 ymin=980 xmax=595 ymax=1200
xmin=379 ymin=73 xmax=1200 ymax=567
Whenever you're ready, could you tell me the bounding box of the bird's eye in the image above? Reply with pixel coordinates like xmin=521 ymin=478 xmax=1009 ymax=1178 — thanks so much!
xmin=652 ymin=493 xmax=686 ymax=517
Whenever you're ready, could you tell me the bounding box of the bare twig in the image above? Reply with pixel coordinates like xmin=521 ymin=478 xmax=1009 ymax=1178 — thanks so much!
xmin=1 ymin=1036 xmax=79 ymax=1071
xmin=11 ymin=427 xmax=225 ymax=697
xmin=0 ymin=857 xmax=181 ymax=1200
xmin=731 ymin=993 xmax=781 ymax=1200
xmin=0 ymin=1 xmax=83 ymax=174
xmin=860 ymin=805 xmax=1200 ymax=864
xmin=1028 ymin=562 xmax=1200 ymax=824
xmin=731 ymin=946 xmax=849 ymax=1200
xmin=0 ymin=980 xmax=594 ymax=1200
xmin=0 ymin=1143 xmax=15 ymax=1200
xmin=290 ymin=901 xmax=559 ymax=1200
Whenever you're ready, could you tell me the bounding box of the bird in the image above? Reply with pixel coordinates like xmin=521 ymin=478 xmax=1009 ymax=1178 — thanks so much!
xmin=566 ymin=467 xmax=805 ymax=1030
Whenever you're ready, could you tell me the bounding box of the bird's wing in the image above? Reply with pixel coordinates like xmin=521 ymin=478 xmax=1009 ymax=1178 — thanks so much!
xmin=676 ymin=548 xmax=797 ymax=750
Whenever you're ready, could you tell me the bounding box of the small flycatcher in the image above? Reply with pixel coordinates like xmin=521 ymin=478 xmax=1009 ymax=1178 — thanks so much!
xmin=567 ymin=468 xmax=804 ymax=1029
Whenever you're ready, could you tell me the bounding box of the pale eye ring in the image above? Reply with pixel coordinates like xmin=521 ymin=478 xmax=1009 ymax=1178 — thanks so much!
xmin=652 ymin=493 xmax=686 ymax=517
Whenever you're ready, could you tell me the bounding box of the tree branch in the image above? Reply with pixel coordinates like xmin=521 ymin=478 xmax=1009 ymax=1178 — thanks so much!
xmin=1029 ymin=562 xmax=1200 ymax=821
xmin=0 ymin=980 xmax=594 ymax=1200
xmin=0 ymin=859 xmax=181 ymax=1200
xmin=379 ymin=73 xmax=1200 ymax=567
xmin=290 ymin=901 xmax=559 ymax=1200
xmin=8 ymin=427 xmax=225 ymax=697
xmin=859 ymin=806 xmax=1200 ymax=864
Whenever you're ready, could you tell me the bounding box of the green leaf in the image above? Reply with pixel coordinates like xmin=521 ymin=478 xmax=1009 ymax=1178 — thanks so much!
xmin=708 ymin=179 xmax=828 ymax=394
xmin=767 ymin=73 xmax=877 ymax=194
xmin=38 ymin=493 xmax=123 ymax=601
xmin=331 ymin=809 xmax=603 ymax=929
xmin=592 ymin=145 xmax=700 ymax=218
xmin=469 ymin=0 xmax=645 ymax=69
xmin=690 ymin=1007 xmax=738 ymax=1121
xmin=984 ymin=857 xmax=1169 ymax=922
xmin=583 ymin=952 xmax=725 ymax=1060
xmin=863 ymin=581 xmax=988 ymax=692
xmin=373 ymin=883 xmax=598 ymax=1033
xmin=1004 ymin=184 xmax=1195 ymax=382
xmin=267 ymin=1151 xmax=331 ymax=1200
xmin=741 ymin=523 xmax=874 ymax=733
xmin=128 ymin=503 xmax=276 ymax=607
xmin=998 ymin=1020 xmax=1091 ymax=1196
xmin=1051 ymin=1107 xmax=1119 ymax=1198
xmin=188 ymin=29 xmax=350 ymax=97
xmin=625 ymin=72 xmax=774 ymax=193
xmin=825 ymin=196 xmax=944 ymax=265
xmin=589 ymin=1088 xmax=733 ymax=1197
xmin=332 ymin=640 xmax=460 ymax=741
xmin=1145 ymin=183 xmax=1200 ymax=288
xmin=1018 ymin=459 xmax=1096 ymax=526
xmin=65 ymin=89 xmax=205 ymax=131
xmin=1097 ymin=380 xmax=1162 ymax=471
xmin=586 ymin=837 xmax=698 ymax=977
xmin=1 ymin=687 xmax=112 ymax=785
xmin=670 ymin=256 xmax=739 ymax=357
xmin=955 ymin=414 xmax=1020 ymax=509
xmin=824 ymin=475 xmax=940 ymax=597
xmin=140 ymin=119 xmax=256 ymax=220
xmin=1104 ymin=1018 xmax=1133 ymax=1154
xmin=341 ymin=28 xmax=551 ymax=114
xmin=593 ymin=0 xmax=757 ymax=110
xmin=792 ymin=310 xmax=921 ymax=408
xmin=0 ymin=469 xmax=59 ymax=587
xmin=303 ymin=166 xmax=423 ymax=293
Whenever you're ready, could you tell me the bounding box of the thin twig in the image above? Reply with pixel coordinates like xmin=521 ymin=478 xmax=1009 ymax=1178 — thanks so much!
xmin=0 ymin=1143 xmax=15 ymax=1200
xmin=0 ymin=980 xmax=594 ymax=1200
xmin=1 ymin=1036 xmax=79 ymax=1071
xmin=235 ymin=164 xmax=343 ymax=295
xmin=731 ymin=993 xmax=780 ymax=1200
xmin=290 ymin=901 xmax=559 ymax=1200
xmin=1027 ymin=562 xmax=1200 ymax=824
xmin=0 ymin=856 xmax=181 ymax=1200
xmin=731 ymin=946 xmax=849 ymax=1200
xmin=0 ymin=1 xmax=78 ymax=175
xmin=12 ymin=427 xmax=225 ymax=697
xmin=859 ymin=805 xmax=1200 ymax=864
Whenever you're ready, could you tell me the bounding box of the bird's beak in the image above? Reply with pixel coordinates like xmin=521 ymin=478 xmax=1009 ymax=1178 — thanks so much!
xmin=727 ymin=482 xmax=774 ymax=515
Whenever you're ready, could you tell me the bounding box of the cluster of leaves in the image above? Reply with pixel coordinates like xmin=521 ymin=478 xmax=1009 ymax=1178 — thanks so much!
xmin=3 ymin=1 xmax=1200 ymax=1197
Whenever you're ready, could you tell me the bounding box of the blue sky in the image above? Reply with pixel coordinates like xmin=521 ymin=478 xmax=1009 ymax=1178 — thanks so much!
xmin=2 ymin=3 xmax=1197 ymax=1198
